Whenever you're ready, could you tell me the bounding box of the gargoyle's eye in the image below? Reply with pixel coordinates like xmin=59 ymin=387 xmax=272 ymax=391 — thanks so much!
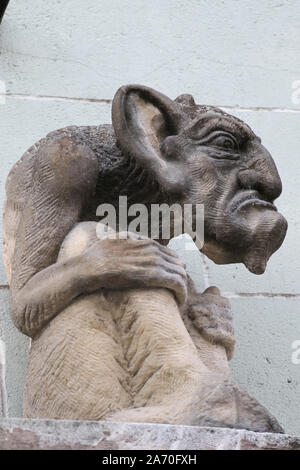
xmin=209 ymin=133 xmax=238 ymax=151
xmin=192 ymin=130 xmax=240 ymax=153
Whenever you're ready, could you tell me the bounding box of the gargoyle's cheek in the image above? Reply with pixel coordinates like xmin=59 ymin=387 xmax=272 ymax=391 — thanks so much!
xmin=237 ymin=208 xmax=288 ymax=274
xmin=186 ymin=155 xmax=220 ymax=199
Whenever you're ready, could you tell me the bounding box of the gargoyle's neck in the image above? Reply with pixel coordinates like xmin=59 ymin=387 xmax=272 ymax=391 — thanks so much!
xmin=111 ymin=158 xmax=173 ymax=242
xmin=83 ymin=124 xmax=179 ymax=241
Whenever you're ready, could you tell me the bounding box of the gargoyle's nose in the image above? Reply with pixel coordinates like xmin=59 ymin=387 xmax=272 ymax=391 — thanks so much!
xmin=238 ymin=146 xmax=282 ymax=202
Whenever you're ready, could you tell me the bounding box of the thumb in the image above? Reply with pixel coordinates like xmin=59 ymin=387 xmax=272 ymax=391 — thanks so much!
xmin=203 ymin=286 xmax=221 ymax=296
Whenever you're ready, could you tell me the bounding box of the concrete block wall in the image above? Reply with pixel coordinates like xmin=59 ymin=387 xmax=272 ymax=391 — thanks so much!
xmin=0 ymin=1 xmax=299 ymax=434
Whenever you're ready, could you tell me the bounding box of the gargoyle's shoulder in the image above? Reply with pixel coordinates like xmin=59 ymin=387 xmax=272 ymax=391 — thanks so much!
xmin=5 ymin=124 xmax=116 ymax=193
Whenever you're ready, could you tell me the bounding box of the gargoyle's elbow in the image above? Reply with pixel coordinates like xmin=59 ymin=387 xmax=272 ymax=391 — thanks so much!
xmin=9 ymin=292 xmax=40 ymax=338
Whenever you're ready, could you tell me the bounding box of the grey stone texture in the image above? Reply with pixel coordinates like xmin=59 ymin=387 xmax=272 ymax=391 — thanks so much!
xmin=0 ymin=418 xmax=299 ymax=450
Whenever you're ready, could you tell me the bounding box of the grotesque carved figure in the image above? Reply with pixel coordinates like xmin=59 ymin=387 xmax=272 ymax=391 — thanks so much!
xmin=3 ymin=85 xmax=287 ymax=432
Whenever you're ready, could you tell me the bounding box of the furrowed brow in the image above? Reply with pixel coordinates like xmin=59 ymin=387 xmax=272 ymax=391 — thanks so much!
xmin=217 ymin=117 xmax=254 ymax=142
xmin=188 ymin=114 xmax=255 ymax=144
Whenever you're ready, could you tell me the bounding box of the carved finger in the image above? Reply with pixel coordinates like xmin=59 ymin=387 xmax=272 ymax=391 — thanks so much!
xmin=143 ymin=268 xmax=188 ymax=306
xmin=158 ymin=251 xmax=186 ymax=268
xmin=160 ymin=274 xmax=188 ymax=306
xmin=131 ymin=239 xmax=181 ymax=259
xmin=158 ymin=244 xmax=181 ymax=259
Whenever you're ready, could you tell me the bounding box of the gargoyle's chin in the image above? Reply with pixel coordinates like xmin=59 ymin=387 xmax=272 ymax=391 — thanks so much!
xmin=202 ymin=207 xmax=288 ymax=275
xmin=240 ymin=208 xmax=288 ymax=274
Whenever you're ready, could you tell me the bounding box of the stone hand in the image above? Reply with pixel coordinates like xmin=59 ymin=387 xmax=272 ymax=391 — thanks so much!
xmin=187 ymin=286 xmax=235 ymax=359
xmin=81 ymin=237 xmax=188 ymax=305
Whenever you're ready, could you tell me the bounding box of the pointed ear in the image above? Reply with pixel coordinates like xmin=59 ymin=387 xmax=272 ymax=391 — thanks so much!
xmin=112 ymin=84 xmax=186 ymax=192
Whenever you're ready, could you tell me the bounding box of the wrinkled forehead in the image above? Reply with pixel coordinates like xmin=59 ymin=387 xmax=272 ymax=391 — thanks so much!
xmin=191 ymin=110 xmax=256 ymax=141
xmin=175 ymin=98 xmax=256 ymax=141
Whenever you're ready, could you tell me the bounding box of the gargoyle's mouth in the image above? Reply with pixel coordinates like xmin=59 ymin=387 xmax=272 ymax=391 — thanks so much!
xmin=229 ymin=190 xmax=277 ymax=213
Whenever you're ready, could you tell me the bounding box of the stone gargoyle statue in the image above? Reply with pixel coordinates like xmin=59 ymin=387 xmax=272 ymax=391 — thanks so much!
xmin=3 ymin=85 xmax=287 ymax=432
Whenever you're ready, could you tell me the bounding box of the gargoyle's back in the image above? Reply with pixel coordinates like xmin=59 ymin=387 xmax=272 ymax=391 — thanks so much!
xmin=2 ymin=123 xmax=125 ymax=284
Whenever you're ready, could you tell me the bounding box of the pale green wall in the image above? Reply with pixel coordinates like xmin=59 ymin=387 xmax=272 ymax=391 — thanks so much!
xmin=0 ymin=0 xmax=299 ymax=434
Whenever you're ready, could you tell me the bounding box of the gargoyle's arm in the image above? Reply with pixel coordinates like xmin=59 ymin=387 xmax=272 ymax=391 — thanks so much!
xmin=10 ymin=255 xmax=95 ymax=337
xmin=7 ymin=136 xmax=99 ymax=337
xmin=6 ymin=136 xmax=187 ymax=338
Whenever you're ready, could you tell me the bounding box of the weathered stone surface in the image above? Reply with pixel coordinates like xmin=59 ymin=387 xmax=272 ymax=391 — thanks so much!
xmin=0 ymin=418 xmax=299 ymax=450
xmin=4 ymin=85 xmax=287 ymax=432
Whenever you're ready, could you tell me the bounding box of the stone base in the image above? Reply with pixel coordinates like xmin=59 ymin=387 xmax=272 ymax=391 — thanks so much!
xmin=0 ymin=418 xmax=299 ymax=450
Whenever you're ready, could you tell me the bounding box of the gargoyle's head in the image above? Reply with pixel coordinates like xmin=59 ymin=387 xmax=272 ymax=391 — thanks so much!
xmin=112 ymin=85 xmax=288 ymax=274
